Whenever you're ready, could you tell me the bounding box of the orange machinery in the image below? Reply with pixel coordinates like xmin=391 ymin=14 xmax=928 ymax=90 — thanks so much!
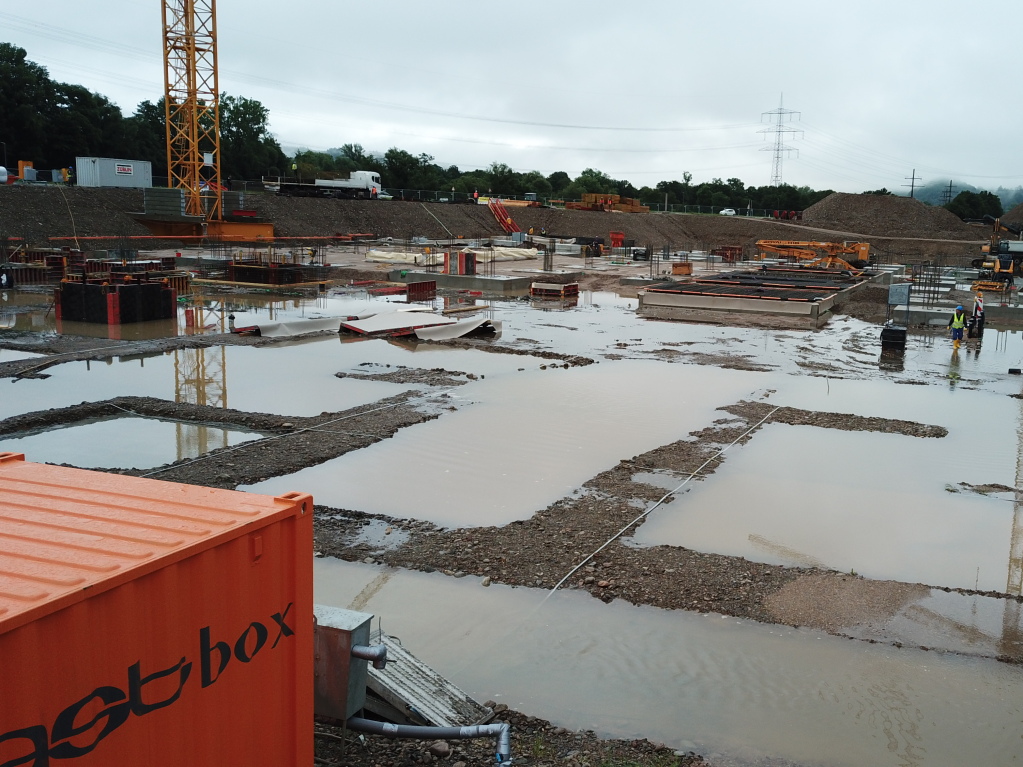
xmin=755 ymin=240 xmax=871 ymax=272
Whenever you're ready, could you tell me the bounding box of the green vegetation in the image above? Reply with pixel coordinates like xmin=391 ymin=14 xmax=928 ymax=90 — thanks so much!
xmin=945 ymin=189 xmax=1004 ymax=220
xmin=0 ymin=43 xmax=286 ymax=179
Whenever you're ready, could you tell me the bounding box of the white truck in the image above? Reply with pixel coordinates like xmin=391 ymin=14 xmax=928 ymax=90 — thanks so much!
xmin=268 ymin=170 xmax=382 ymax=199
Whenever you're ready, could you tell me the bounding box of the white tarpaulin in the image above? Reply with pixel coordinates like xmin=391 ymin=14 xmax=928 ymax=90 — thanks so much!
xmin=365 ymin=250 xmax=443 ymax=265
xmin=340 ymin=313 xmax=457 ymax=335
xmin=414 ymin=318 xmax=502 ymax=341
xmin=250 ymin=317 xmax=344 ymax=337
xmin=461 ymin=248 xmax=537 ymax=262
xmin=248 ymin=306 xmax=435 ymax=337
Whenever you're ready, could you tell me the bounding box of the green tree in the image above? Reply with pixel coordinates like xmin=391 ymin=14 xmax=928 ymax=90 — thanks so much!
xmin=383 ymin=148 xmax=420 ymax=188
xmin=520 ymin=170 xmax=552 ymax=197
xmin=562 ymin=168 xmax=617 ymax=198
xmin=546 ymin=171 xmax=571 ymax=196
xmin=0 ymin=44 xmax=55 ymax=166
xmin=863 ymin=188 xmax=894 ymax=195
xmin=219 ymin=93 xmax=286 ymax=180
xmin=46 ymin=83 xmax=126 ymax=167
xmin=124 ymin=99 xmax=167 ymax=176
xmin=486 ymin=162 xmax=521 ymax=196
xmin=947 ymin=190 xmax=1003 ymax=220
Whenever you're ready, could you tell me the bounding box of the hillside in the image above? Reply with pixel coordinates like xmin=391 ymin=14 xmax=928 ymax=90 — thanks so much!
xmin=0 ymin=187 xmax=984 ymax=262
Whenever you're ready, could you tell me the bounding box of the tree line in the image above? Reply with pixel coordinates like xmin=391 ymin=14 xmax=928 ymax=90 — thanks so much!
xmin=0 ymin=42 xmax=1012 ymax=219
xmin=0 ymin=43 xmax=287 ymax=181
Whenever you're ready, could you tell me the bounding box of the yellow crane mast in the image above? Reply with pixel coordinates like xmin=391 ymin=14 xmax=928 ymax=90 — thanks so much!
xmin=162 ymin=0 xmax=222 ymax=222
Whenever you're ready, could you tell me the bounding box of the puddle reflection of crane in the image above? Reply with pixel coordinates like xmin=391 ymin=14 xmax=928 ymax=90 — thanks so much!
xmin=173 ymin=300 xmax=228 ymax=462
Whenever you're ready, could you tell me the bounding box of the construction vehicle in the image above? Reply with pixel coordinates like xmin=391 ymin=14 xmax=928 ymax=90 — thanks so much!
xmin=755 ymin=240 xmax=871 ymax=271
xmin=970 ymin=216 xmax=1023 ymax=285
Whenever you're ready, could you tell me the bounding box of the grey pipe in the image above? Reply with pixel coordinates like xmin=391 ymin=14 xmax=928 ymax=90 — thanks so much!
xmin=351 ymin=643 xmax=388 ymax=669
xmin=346 ymin=717 xmax=511 ymax=764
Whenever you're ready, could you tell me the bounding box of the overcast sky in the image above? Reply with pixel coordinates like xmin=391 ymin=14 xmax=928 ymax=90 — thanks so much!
xmin=3 ymin=0 xmax=1020 ymax=194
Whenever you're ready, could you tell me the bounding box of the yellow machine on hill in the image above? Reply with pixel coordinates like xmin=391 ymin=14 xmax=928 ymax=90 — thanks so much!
xmin=971 ymin=216 xmax=1023 ymax=289
xmin=754 ymin=240 xmax=871 ymax=272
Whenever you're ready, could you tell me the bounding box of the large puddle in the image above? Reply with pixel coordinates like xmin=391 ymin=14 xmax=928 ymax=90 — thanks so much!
xmin=0 ymin=416 xmax=263 ymax=469
xmin=314 ymin=558 xmax=1023 ymax=767
xmin=244 ymin=360 xmax=768 ymax=527
xmin=0 ymin=341 xmax=415 ymax=420
xmin=632 ymin=422 xmax=1015 ymax=592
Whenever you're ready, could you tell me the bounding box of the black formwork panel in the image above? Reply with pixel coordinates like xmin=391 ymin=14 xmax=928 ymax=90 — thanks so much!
xmin=117 ymin=284 xmax=141 ymax=323
xmin=84 ymin=284 xmax=109 ymax=322
xmin=139 ymin=283 xmax=164 ymax=321
xmin=57 ymin=282 xmax=86 ymax=321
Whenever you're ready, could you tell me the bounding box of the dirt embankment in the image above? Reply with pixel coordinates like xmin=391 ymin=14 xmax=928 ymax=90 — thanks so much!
xmin=800 ymin=192 xmax=979 ymax=240
xmin=1003 ymin=200 xmax=1023 ymax=228
xmin=1 ymin=187 xmax=984 ymax=263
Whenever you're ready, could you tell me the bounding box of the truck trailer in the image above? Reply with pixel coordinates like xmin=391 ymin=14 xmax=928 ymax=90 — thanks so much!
xmin=268 ymin=170 xmax=382 ymax=199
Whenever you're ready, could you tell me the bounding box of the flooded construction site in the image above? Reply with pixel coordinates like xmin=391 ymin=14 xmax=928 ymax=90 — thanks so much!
xmin=2 ymin=238 xmax=1023 ymax=766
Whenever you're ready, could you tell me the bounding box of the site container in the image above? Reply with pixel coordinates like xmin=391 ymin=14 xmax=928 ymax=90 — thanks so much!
xmin=0 ymin=452 xmax=313 ymax=767
xmin=75 ymin=156 xmax=153 ymax=188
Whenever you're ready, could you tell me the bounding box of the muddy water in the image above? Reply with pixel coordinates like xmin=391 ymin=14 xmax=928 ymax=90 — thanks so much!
xmin=314 ymin=558 xmax=1023 ymax=767
xmin=633 ymin=421 xmax=1015 ymax=592
xmin=0 ymin=340 xmax=412 ymax=420
xmin=0 ymin=416 xmax=263 ymax=469
xmin=841 ymin=587 xmax=1023 ymax=660
xmin=0 ymin=349 xmax=42 ymax=363
xmin=245 ymin=361 xmax=768 ymax=527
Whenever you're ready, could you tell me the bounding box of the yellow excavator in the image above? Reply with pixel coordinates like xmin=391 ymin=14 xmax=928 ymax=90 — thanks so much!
xmin=755 ymin=240 xmax=871 ymax=272
xmin=970 ymin=216 xmax=1023 ymax=286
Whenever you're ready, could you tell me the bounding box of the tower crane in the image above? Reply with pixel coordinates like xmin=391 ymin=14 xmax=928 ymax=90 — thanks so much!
xmin=140 ymin=0 xmax=273 ymax=240
xmin=163 ymin=0 xmax=222 ymax=222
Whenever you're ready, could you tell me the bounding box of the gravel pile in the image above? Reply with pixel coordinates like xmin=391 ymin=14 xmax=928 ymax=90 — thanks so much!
xmin=801 ymin=192 xmax=978 ymax=240
xmin=1002 ymin=201 xmax=1023 ymax=228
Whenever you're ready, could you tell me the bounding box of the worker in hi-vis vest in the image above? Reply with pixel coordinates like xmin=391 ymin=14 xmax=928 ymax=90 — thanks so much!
xmin=948 ymin=305 xmax=968 ymax=350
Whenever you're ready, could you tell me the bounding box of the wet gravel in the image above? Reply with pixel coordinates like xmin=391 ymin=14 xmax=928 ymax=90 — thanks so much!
xmin=311 ymin=399 xmax=950 ymax=626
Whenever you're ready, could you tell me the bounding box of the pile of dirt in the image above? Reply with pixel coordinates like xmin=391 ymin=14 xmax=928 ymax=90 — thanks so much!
xmin=801 ymin=192 xmax=978 ymax=240
xmin=1003 ymin=200 xmax=1023 ymax=228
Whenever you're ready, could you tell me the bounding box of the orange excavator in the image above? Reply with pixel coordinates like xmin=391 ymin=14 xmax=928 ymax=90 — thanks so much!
xmin=755 ymin=240 xmax=871 ymax=271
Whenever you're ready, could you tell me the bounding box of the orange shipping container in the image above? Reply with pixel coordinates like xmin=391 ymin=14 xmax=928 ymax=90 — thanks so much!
xmin=0 ymin=453 xmax=313 ymax=767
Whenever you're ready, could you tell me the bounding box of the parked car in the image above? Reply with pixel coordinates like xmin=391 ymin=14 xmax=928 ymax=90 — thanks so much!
xmin=719 ymin=208 xmax=736 ymax=216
